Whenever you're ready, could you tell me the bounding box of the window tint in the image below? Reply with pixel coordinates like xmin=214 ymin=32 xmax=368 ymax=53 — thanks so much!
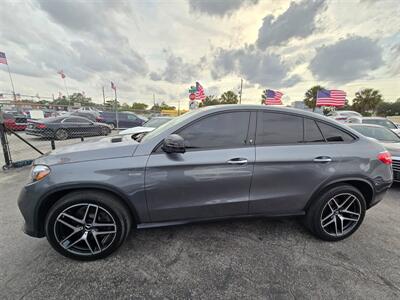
xmin=178 ymin=112 xmax=250 ymax=149
xmin=127 ymin=114 xmax=138 ymax=120
xmin=64 ymin=117 xmax=90 ymax=123
xmin=304 ymin=119 xmax=325 ymax=143
xmin=257 ymin=112 xmax=303 ymax=145
xmin=317 ymin=122 xmax=354 ymax=142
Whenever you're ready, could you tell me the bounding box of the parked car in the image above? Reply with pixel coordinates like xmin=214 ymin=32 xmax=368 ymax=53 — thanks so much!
xmin=326 ymin=110 xmax=362 ymax=123
xmin=18 ymin=105 xmax=392 ymax=260
xmin=100 ymin=111 xmax=147 ymax=129
xmin=119 ymin=116 xmax=173 ymax=136
xmin=3 ymin=112 xmax=27 ymax=131
xmin=25 ymin=116 xmax=111 ymax=140
xmin=361 ymin=117 xmax=400 ymax=135
xmin=349 ymin=123 xmax=400 ymax=182
xmin=70 ymin=111 xmax=102 ymax=123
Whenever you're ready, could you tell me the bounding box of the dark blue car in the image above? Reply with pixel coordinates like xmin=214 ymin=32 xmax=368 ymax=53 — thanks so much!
xmin=99 ymin=111 xmax=147 ymax=129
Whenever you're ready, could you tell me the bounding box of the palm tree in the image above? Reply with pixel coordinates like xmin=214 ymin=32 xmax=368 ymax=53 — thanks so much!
xmin=303 ymin=85 xmax=325 ymax=111
xmin=220 ymin=91 xmax=238 ymax=104
xmin=352 ymin=88 xmax=383 ymax=115
xmin=199 ymin=95 xmax=220 ymax=107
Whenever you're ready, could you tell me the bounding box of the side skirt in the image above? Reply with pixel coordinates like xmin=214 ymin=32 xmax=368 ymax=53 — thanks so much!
xmin=136 ymin=210 xmax=305 ymax=229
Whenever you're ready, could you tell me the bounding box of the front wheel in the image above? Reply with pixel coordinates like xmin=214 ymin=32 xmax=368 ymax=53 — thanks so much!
xmin=45 ymin=191 xmax=132 ymax=260
xmin=304 ymin=185 xmax=366 ymax=241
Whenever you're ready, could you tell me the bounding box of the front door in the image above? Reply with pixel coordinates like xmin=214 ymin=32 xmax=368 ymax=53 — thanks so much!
xmin=145 ymin=111 xmax=256 ymax=222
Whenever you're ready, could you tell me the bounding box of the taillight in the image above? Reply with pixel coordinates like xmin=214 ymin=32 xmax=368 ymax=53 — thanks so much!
xmin=36 ymin=123 xmax=46 ymax=129
xmin=377 ymin=151 xmax=392 ymax=165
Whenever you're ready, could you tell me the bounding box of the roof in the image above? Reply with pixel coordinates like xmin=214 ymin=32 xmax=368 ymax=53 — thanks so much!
xmin=362 ymin=117 xmax=387 ymax=120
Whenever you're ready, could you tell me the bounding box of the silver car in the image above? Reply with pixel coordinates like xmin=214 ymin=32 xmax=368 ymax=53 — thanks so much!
xmin=18 ymin=105 xmax=393 ymax=260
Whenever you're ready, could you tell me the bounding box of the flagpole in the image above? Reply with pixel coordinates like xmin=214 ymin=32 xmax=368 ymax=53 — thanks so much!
xmin=6 ymin=64 xmax=16 ymax=101
xmin=114 ymin=88 xmax=119 ymax=129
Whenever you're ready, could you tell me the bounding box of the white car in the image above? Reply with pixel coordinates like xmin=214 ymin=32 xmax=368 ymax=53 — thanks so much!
xmin=326 ymin=110 xmax=362 ymax=123
xmin=118 ymin=116 xmax=172 ymax=136
xmin=361 ymin=117 xmax=400 ymax=135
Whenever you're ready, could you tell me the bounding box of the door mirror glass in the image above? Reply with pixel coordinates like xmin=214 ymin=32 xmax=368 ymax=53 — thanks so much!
xmin=162 ymin=134 xmax=186 ymax=154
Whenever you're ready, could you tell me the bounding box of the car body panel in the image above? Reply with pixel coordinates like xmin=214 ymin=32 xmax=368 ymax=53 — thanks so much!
xmin=145 ymin=146 xmax=255 ymax=221
xmin=17 ymin=105 xmax=393 ymax=238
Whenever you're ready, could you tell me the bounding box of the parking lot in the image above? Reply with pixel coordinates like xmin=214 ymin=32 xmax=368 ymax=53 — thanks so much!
xmin=0 ymin=167 xmax=399 ymax=299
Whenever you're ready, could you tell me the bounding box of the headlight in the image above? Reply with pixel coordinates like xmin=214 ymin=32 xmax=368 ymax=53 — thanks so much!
xmin=31 ymin=165 xmax=50 ymax=182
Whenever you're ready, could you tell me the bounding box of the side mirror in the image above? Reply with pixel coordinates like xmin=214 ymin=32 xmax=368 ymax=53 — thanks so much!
xmin=162 ymin=134 xmax=186 ymax=154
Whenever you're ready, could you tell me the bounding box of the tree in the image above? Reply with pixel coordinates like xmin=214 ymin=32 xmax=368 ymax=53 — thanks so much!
xmin=303 ymin=85 xmax=325 ymax=111
xmin=352 ymin=88 xmax=383 ymax=115
xmin=150 ymin=101 xmax=176 ymax=112
xmin=376 ymin=101 xmax=400 ymax=117
xmin=131 ymin=102 xmax=148 ymax=110
xmin=220 ymin=91 xmax=238 ymax=104
xmin=199 ymin=95 xmax=220 ymax=107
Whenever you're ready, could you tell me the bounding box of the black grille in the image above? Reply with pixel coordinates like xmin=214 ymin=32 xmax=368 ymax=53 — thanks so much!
xmin=393 ymin=158 xmax=400 ymax=172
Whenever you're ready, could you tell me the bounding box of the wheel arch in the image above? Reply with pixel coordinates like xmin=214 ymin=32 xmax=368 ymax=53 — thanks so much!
xmin=36 ymin=184 xmax=140 ymax=236
xmin=305 ymin=177 xmax=375 ymax=211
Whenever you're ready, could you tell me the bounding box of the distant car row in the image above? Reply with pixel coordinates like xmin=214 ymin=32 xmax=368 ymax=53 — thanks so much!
xmin=2 ymin=110 xmax=148 ymax=131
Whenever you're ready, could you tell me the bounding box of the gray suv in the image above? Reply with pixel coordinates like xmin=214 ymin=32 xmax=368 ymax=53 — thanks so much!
xmin=18 ymin=105 xmax=393 ymax=260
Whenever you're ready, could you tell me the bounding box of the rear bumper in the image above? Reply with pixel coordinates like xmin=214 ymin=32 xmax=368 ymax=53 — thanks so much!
xmin=369 ymin=180 xmax=392 ymax=209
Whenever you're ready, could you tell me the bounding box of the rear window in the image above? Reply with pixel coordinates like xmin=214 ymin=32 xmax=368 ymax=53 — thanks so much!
xmin=317 ymin=122 xmax=354 ymax=142
xmin=257 ymin=112 xmax=303 ymax=145
xmin=304 ymin=119 xmax=325 ymax=143
xmin=363 ymin=119 xmax=397 ymax=130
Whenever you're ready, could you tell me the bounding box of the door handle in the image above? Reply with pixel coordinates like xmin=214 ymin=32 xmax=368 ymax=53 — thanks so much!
xmin=227 ymin=158 xmax=248 ymax=165
xmin=313 ymin=156 xmax=332 ymax=163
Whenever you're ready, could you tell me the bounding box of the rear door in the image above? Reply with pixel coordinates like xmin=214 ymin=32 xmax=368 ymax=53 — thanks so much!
xmin=145 ymin=111 xmax=256 ymax=222
xmin=249 ymin=112 xmax=354 ymax=215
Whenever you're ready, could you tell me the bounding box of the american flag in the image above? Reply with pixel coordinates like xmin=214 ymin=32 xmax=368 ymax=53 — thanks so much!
xmin=111 ymin=81 xmax=117 ymax=91
xmin=316 ymin=89 xmax=346 ymax=107
xmin=0 ymin=52 xmax=8 ymax=65
xmin=263 ymin=89 xmax=283 ymax=105
xmin=57 ymin=70 xmax=66 ymax=79
xmin=195 ymin=82 xmax=206 ymax=101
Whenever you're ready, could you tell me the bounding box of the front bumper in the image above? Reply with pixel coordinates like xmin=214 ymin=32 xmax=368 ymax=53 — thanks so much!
xmin=17 ymin=182 xmax=46 ymax=238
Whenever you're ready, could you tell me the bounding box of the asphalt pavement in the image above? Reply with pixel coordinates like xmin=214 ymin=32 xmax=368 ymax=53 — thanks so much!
xmin=0 ymin=167 xmax=399 ymax=299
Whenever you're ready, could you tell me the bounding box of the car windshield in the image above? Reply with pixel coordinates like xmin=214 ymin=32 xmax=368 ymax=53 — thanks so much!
xmin=143 ymin=118 xmax=172 ymax=128
xmin=351 ymin=125 xmax=400 ymax=142
xmin=141 ymin=110 xmax=199 ymax=142
xmin=363 ymin=119 xmax=397 ymax=129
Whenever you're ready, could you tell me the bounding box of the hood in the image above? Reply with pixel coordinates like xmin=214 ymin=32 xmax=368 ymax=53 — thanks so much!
xmin=119 ymin=126 xmax=154 ymax=135
xmin=35 ymin=135 xmax=138 ymax=166
xmin=381 ymin=142 xmax=400 ymax=157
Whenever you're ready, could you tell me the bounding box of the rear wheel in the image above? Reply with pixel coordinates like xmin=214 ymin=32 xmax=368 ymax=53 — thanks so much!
xmin=305 ymin=185 xmax=366 ymax=241
xmin=54 ymin=128 xmax=68 ymax=140
xmin=45 ymin=191 xmax=132 ymax=260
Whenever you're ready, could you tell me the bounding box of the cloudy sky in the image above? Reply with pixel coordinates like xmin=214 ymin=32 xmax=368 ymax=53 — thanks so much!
xmin=0 ymin=0 xmax=399 ymax=108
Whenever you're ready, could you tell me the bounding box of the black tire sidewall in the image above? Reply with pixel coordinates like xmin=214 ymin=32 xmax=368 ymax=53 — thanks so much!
xmin=45 ymin=191 xmax=130 ymax=261
xmin=55 ymin=129 xmax=68 ymax=140
xmin=307 ymin=185 xmax=366 ymax=241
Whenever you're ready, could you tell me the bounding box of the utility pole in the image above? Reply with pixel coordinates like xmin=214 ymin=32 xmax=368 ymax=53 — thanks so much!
xmin=153 ymin=93 xmax=156 ymax=106
xmin=102 ymin=86 xmax=106 ymax=106
xmin=239 ymin=78 xmax=243 ymax=104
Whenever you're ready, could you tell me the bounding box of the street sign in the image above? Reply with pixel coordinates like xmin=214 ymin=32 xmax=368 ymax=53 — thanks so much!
xmin=189 ymin=93 xmax=196 ymax=101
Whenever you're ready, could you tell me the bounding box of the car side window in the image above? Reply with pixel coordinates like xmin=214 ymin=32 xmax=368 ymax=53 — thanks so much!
xmin=257 ymin=112 xmax=303 ymax=145
xmin=317 ymin=122 xmax=354 ymax=142
xmin=177 ymin=111 xmax=250 ymax=150
xmin=304 ymin=118 xmax=325 ymax=143
xmin=127 ymin=114 xmax=137 ymax=120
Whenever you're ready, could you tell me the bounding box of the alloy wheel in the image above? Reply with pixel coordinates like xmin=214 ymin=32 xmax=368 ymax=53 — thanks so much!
xmin=53 ymin=203 xmax=117 ymax=256
xmin=320 ymin=193 xmax=362 ymax=237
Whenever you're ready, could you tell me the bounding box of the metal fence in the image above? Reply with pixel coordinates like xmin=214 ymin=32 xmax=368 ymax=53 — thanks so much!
xmin=0 ymin=117 xmax=116 ymax=170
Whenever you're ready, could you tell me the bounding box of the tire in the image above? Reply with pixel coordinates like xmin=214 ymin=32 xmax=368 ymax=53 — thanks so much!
xmin=304 ymin=184 xmax=366 ymax=241
xmin=54 ymin=128 xmax=68 ymax=140
xmin=108 ymin=123 xmax=115 ymax=130
xmin=45 ymin=191 xmax=132 ymax=261
xmin=101 ymin=127 xmax=110 ymax=136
